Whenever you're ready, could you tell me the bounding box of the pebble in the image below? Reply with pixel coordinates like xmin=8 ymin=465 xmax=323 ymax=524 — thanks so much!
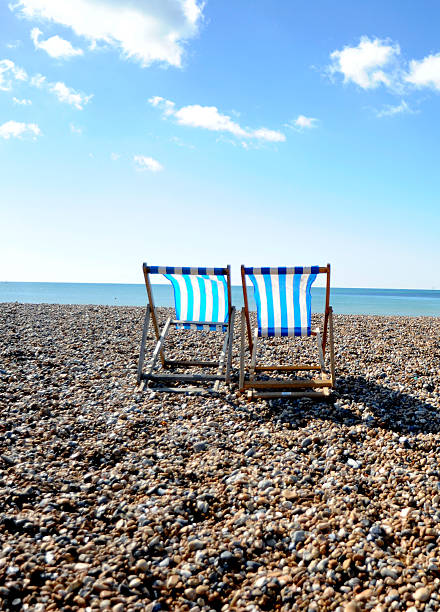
xmin=1 ymin=304 xmax=440 ymax=610
xmin=414 ymin=587 xmax=430 ymax=602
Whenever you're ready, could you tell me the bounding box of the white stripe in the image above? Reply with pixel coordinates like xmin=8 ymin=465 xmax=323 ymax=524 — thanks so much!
xmin=299 ymin=273 xmax=310 ymax=330
xmin=270 ymin=274 xmax=282 ymax=331
xmin=254 ymin=274 xmax=268 ymax=331
xmin=171 ymin=274 xmax=188 ymax=320
xmin=216 ymin=278 xmax=226 ymax=322
xmin=285 ymin=273 xmax=295 ymax=332
xmin=189 ymin=276 xmax=201 ymax=321
xmin=204 ymin=277 xmax=213 ymax=321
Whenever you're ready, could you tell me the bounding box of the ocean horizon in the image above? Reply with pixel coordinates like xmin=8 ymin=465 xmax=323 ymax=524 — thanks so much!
xmin=1 ymin=281 xmax=440 ymax=317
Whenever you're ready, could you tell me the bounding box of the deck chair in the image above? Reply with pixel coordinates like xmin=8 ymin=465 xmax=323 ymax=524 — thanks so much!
xmin=137 ymin=263 xmax=235 ymax=393
xmin=239 ymin=264 xmax=335 ymax=399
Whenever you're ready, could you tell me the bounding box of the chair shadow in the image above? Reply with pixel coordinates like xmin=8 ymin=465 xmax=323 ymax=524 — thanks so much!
xmin=270 ymin=374 xmax=440 ymax=435
xmin=232 ymin=373 xmax=439 ymax=436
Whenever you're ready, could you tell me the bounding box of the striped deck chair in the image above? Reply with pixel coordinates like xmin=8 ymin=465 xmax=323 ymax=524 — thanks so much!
xmin=239 ymin=264 xmax=335 ymax=399
xmin=137 ymin=263 xmax=235 ymax=393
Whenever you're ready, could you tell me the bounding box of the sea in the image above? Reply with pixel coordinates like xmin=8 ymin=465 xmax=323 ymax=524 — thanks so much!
xmin=1 ymin=282 xmax=440 ymax=316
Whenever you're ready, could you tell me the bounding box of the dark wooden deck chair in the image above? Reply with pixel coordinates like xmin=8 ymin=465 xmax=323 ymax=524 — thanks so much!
xmin=137 ymin=264 xmax=235 ymax=393
xmin=239 ymin=264 xmax=335 ymax=399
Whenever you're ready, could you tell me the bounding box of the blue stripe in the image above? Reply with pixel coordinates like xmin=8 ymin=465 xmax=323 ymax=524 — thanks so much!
xmin=198 ymin=276 xmax=207 ymax=322
xmin=305 ymin=273 xmax=317 ymax=330
xmin=248 ymin=274 xmax=262 ymax=332
xmin=279 ymin=272 xmax=287 ymax=332
xmin=262 ymin=274 xmax=274 ymax=334
xmin=164 ymin=274 xmax=182 ymax=320
xmin=183 ymin=275 xmax=194 ymax=321
xmin=292 ymin=273 xmax=301 ymax=331
xmin=211 ymin=277 xmax=219 ymax=325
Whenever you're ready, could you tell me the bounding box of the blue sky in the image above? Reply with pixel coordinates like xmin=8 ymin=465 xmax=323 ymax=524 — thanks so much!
xmin=1 ymin=0 xmax=440 ymax=288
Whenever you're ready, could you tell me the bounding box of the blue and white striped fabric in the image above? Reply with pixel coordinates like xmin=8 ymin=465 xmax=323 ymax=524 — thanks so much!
xmin=148 ymin=266 xmax=229 ymax=331
xmin=244 ymin=267 xmax=319 ymax=337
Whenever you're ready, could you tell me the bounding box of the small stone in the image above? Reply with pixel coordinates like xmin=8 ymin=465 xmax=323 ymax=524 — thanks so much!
xmin=301 ymin=437 xmax=313 ymax=448
xmin=167 ymin=575 xmax=179 ymax=588
xmin=184 ymin=587 xmax=196 ymax=600
xmin=380 ymin=567 xmax=398 ymax=580
xmin=193 ymin=442 xmax=207 ymax=452
xmin=344 ymin=603 xmax=361 ymax=612
xmin=74 ymin=563 xmax=90 ymax=572
xmin=292 ymin=530 xmax=306 ymax=544
xmin=414 ymin=587 xmax=430 ymax=602
xmin=347 ymin=458 xmax=360 ymax=469
xmin=135 ymin=559 xmax=148 ymax=572
xmin=189 ymin=539 xmax=204 ymax=551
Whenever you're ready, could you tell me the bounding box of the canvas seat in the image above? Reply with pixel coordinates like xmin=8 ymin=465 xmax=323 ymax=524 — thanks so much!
xmin=137 ymin=263 xmax=235 ymax=393
xmin=239 ymin=264 xmax=335 ymax=399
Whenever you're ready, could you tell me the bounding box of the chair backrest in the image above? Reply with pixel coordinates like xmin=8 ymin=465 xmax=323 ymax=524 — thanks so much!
xmin=145 ymin=266 xmax=231 ymax=331
xmin=242 ymin=266 xmax=323 ymax=337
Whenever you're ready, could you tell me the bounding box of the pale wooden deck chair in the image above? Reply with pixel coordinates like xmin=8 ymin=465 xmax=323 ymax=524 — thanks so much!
xmin=239 ymin=264 xmax=335 ymax=399
xmin=137 ymin=264 xmax=235 ymax=393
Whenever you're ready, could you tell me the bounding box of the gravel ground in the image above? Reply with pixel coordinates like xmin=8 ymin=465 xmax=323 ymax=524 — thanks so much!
xmin=1 ymin=303 xmax=440 ymax=612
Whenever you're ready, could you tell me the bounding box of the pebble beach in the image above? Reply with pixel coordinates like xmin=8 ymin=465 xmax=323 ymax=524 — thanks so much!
xmin=1 ymin=302 xmax=440 ymax=611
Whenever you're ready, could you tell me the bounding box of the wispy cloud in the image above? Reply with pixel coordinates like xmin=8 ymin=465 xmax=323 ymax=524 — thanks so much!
xmin=0 ymin=58 xmax=92 ymax=110
xmin=31 ymin=27 xmax=83 ymax=59
xmin=0 ymin=120 xmax=40 ymax=139
xmin=70 ymin=123 xmax=83 ymax=134
xmin=375 ymin=100 xmax=416 ymax=118
xmin=134 ymin=155 xmax=163 ymax=172
xmin=49 ymin=81 xmax=92 ymax=109
xmin=111 ymin=152 xmax=121 ymax=161
xmin=0 ymin=59 xmax=27 ymax=91
xmin=149 ymin=96 xmax=286 ymax=144
xmin=286 ymin=115 xmax=319 ymax=130
xmin=328 ymin=36 xmax=401 ymax=90
xmin=13 ymin=96 xmax=32 ymax=105
xmin=11 ymin=0 xmax=204 ymax=68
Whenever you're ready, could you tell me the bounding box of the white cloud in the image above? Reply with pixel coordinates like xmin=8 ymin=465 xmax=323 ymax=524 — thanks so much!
xmin=289 ymin=115 xmax=319 ymax=130
xmin=49 ymin=81 xmax=92 ymax=109
xmin=375 ymin=100 xmax=415 ymax=118
xmin=70 ymin=123 xmax=82 ymax=134
xmin=134 ymin=155 xmax=163 ymax=172
xmin=110 ymin=152 xmax=120 ymax=160
xmin=0 ymin=58 xmax=92 ymax=110
xmin=0 ymin=59 xmax=27 ymax=91
xmin=31 ymin=27 xmax=83 ymax=58
xmin=13 ymin=96 xmax=32 ymax=105
xmin=11 ymin=0 xmax=204 ymax=67
xmin=30 ymin=73 xmax=46 ymax=88
xmin=329 ymin=36 xmax=400 ymax=89
xmin=0 ymin=120 xmax=40 ymax=139
xmin=405 ymin=53 xmax=440 ymax=91
xmin=149 ymin=96 xmax=286 ymax=143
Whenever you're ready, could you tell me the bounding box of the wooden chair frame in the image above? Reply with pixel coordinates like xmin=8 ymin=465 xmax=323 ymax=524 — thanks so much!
xmin=137 ymin=263 xmax=236 ymax=394
xmin=239 ymin=264 xmax=335 ymax=400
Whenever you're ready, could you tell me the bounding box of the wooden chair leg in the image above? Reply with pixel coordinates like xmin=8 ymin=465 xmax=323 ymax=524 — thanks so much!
xmin=145 ymin=317 xmax=172 ymax=378
xmin=239 ymin=308 xmax=246 ymax=391
xmin=329 ymin=307 xmax=335 ymax=387
xmin=249 ymin=329 xmax=258 ymax=381
xmin=225 ymin=308 xmax=235 ymax=385
xmin=213 ymin=329 xmax=230 ymax=392
xmin=137 ymin=305 xmax=151 ymax=385
xmin=315 ymin=328 xmax=326 ymax=374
